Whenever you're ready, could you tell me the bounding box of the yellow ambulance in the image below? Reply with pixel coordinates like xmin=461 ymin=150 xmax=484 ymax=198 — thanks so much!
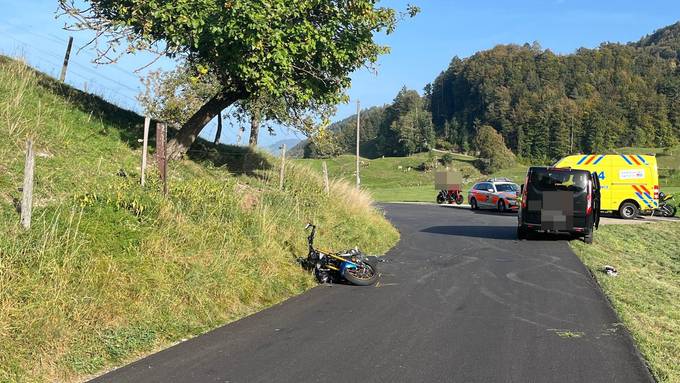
xmin=553 ymin=154 xmax=659 ymax=219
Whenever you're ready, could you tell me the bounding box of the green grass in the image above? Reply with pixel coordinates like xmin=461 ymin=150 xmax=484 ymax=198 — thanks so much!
xmin=571 ymin=223 xmax=680 ymax=382
xmin=0 ymin=56 xmax=399 ymax=382
xmin=295 ymin=152 xmax=536 ymax=202
xmin=368 ymin=185 xmax=433 ymax=202
xmin=295 ymin=145 xmax=680 ymax=204
xmin=295 ymin=152 xmax=484 ymax=203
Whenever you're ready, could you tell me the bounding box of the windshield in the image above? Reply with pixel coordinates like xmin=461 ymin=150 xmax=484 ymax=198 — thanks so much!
xmin=529 ymin=169 xmax=587 ymax=192
xmin=495 ymin=183 xmax=519 ymax=192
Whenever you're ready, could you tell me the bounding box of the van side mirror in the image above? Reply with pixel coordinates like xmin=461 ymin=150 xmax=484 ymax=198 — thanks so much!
xmin=520 ymin=184 xmax=524 ymax=194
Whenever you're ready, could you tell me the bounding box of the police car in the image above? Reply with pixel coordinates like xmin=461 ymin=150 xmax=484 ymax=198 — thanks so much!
xmin=467 ymin=178 xmax=520 ymax=212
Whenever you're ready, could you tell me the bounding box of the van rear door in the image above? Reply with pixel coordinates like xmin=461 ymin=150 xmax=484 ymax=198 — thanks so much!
xmin=592 ymin=172 xmax=601 ymax=229
xmin=525 ymin=168 xmax=589 ymax=230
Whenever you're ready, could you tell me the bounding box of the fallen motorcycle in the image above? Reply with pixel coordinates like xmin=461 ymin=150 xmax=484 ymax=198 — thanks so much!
xmin=653 ymin=192 xmax=677 ymax=217
xmin=299 ymin=223 xmax=379 ymax=286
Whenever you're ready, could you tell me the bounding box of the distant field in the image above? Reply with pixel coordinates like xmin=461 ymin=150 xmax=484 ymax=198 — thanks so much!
xmin=295 ymin=147 xmax=680 ymax=204
xmin=295 ymin=152 xmax=482 ymax=203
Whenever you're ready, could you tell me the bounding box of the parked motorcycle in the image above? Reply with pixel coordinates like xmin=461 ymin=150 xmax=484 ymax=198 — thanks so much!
xmin=436 ymin=189 xmax=464 ymax=205
xmin=299 ymin=224 xmax=379 ymax=286
xmin=653 ymin=192 xmax=677 ymax=217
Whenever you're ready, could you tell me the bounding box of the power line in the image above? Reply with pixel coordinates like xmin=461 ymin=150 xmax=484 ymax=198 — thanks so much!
xmin=3 ymin=32 xmax=141 ymax=93
xmin=4 ymin=23 xmax=143 ymax=81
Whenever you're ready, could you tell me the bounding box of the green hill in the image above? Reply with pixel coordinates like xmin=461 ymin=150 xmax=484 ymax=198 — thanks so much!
xmin=0 ymin=56 xmax=398 ymax=382
xmin=299 ymin=22 xmax=680 ymax=163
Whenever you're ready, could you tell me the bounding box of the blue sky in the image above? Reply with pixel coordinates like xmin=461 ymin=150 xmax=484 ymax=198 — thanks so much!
xmin=1 ymin=0 xmax=679 ymax=147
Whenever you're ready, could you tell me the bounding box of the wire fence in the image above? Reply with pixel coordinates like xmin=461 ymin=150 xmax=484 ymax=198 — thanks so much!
xmin=1 ymin=25 xmax=144 ymax=113
xmin=0 ymin=25 xmax=307 ymax=149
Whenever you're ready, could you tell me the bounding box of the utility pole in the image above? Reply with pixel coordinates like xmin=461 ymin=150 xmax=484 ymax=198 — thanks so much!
xmin=59 ymin=36 xmax=74 ymax=82
xmin=356 ymin=100 xmax=361 ymax=188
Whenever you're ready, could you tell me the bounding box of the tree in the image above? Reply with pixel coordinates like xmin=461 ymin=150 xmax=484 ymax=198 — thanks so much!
xmin=377 ymin=87 xmax=431 ymax=156
xmin=474 ymin=125 xmax=515 ymax=173
xmin=60 ymin=0 xmax=419 ymax=159
xmin=140 ymin=61 xmax=336 ymax=148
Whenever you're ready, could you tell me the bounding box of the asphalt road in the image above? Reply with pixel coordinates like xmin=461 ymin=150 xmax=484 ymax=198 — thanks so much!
xmin=92 ymin=203 xmax=653 ymax=383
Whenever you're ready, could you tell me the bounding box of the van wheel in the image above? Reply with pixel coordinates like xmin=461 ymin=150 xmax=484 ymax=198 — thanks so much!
xmin=618 ymin=202 xmax=639 ymax=220
xmin=470 ymin=198 xmax=478 ymax=210
xmin=583 ymin=230 xmax=593 ymax=244
xmin=517 ymin=225 xmax=528 ymax=240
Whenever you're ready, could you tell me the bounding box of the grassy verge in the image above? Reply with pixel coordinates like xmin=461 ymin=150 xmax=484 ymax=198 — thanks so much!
xmin=571 ymin=223 xmax=680 ymax=382
xmin=0 ymin=56 xmax=399 ymax=382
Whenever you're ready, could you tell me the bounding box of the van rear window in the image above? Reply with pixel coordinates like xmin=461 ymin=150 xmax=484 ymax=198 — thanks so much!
xmin=529 ymin=169 xmax=587 ymax=192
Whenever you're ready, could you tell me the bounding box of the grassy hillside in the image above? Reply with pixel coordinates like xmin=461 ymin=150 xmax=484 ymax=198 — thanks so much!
xmin=0 ymin=57 xmax=399 ymax=382
xmin=295 ymin=152 xmax=484 ymax=202
xmin=295 ymin=152 xmax=535 ymax=202
xmin=571 ymin=223 xmax=680 ymax=382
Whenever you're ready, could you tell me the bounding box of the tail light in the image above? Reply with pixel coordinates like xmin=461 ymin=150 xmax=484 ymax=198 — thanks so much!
xmin=521 ymin=175 xmax=529 ymax=208
xmin=654 ymin=185 xmax=659 ymax=200
xmin=586 ymin=180 xmax=593 ymax=215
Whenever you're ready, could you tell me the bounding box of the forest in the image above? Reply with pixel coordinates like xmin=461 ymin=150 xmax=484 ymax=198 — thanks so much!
xmin=301 ymin=22 xmax=680 ymax=162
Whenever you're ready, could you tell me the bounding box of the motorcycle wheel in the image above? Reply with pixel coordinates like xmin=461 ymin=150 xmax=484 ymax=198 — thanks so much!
xmin=455 ymin=194 xmax=464 ymax=205
xmin=662 ymin=205 xmax=677 ymax=217
xmin=436 ymin=194 xmax=445 ymax=204
xmin=343 ymin=262 xmax=379 ymax=286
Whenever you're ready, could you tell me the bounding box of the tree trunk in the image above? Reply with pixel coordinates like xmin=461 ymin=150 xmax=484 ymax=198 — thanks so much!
xmin=214 ymin=111 xmax=223 ymax=145
xmin=167 ymin=90 xmax=242 ymax=160
xmin=249 ymin=111 xmax=260 ymax=147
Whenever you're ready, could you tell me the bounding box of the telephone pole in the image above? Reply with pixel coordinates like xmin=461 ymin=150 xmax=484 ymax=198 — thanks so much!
xmin=355 ymin=100 xmax=361 ymax=188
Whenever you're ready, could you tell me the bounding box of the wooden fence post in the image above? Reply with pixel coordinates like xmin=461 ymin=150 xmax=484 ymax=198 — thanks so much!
xmin=156 ymin=122 xmax=168 ymax=195
xmin=59 ymin=36 xmax=74 ymax=82
xmin=236 ymin=127 xmax=245 ymax=145
xmin=214 ymin=111 xmax=223 ymax=145
xmin=322 ymin=161 xmax=330 ymax=194
xmin=141 ymin=116 xmax=150 ymax=186
xmin=20 ymin=139 xmax=35 ymax=230
xmin=279 ymin=143 xmax=286 ymax=190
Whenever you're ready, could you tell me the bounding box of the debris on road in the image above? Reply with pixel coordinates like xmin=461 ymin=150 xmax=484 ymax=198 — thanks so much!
xmin=603 ymin=265 xmax=618 ymax=277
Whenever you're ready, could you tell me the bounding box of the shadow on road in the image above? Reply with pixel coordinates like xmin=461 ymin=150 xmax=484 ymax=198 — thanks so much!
xmin=422 ymin=225 xmax=578 ymax=242
xmin=421 ymin=225 xmax=517 ymax=240
xmin=439 ymin=205 xmax=517 ymax=216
